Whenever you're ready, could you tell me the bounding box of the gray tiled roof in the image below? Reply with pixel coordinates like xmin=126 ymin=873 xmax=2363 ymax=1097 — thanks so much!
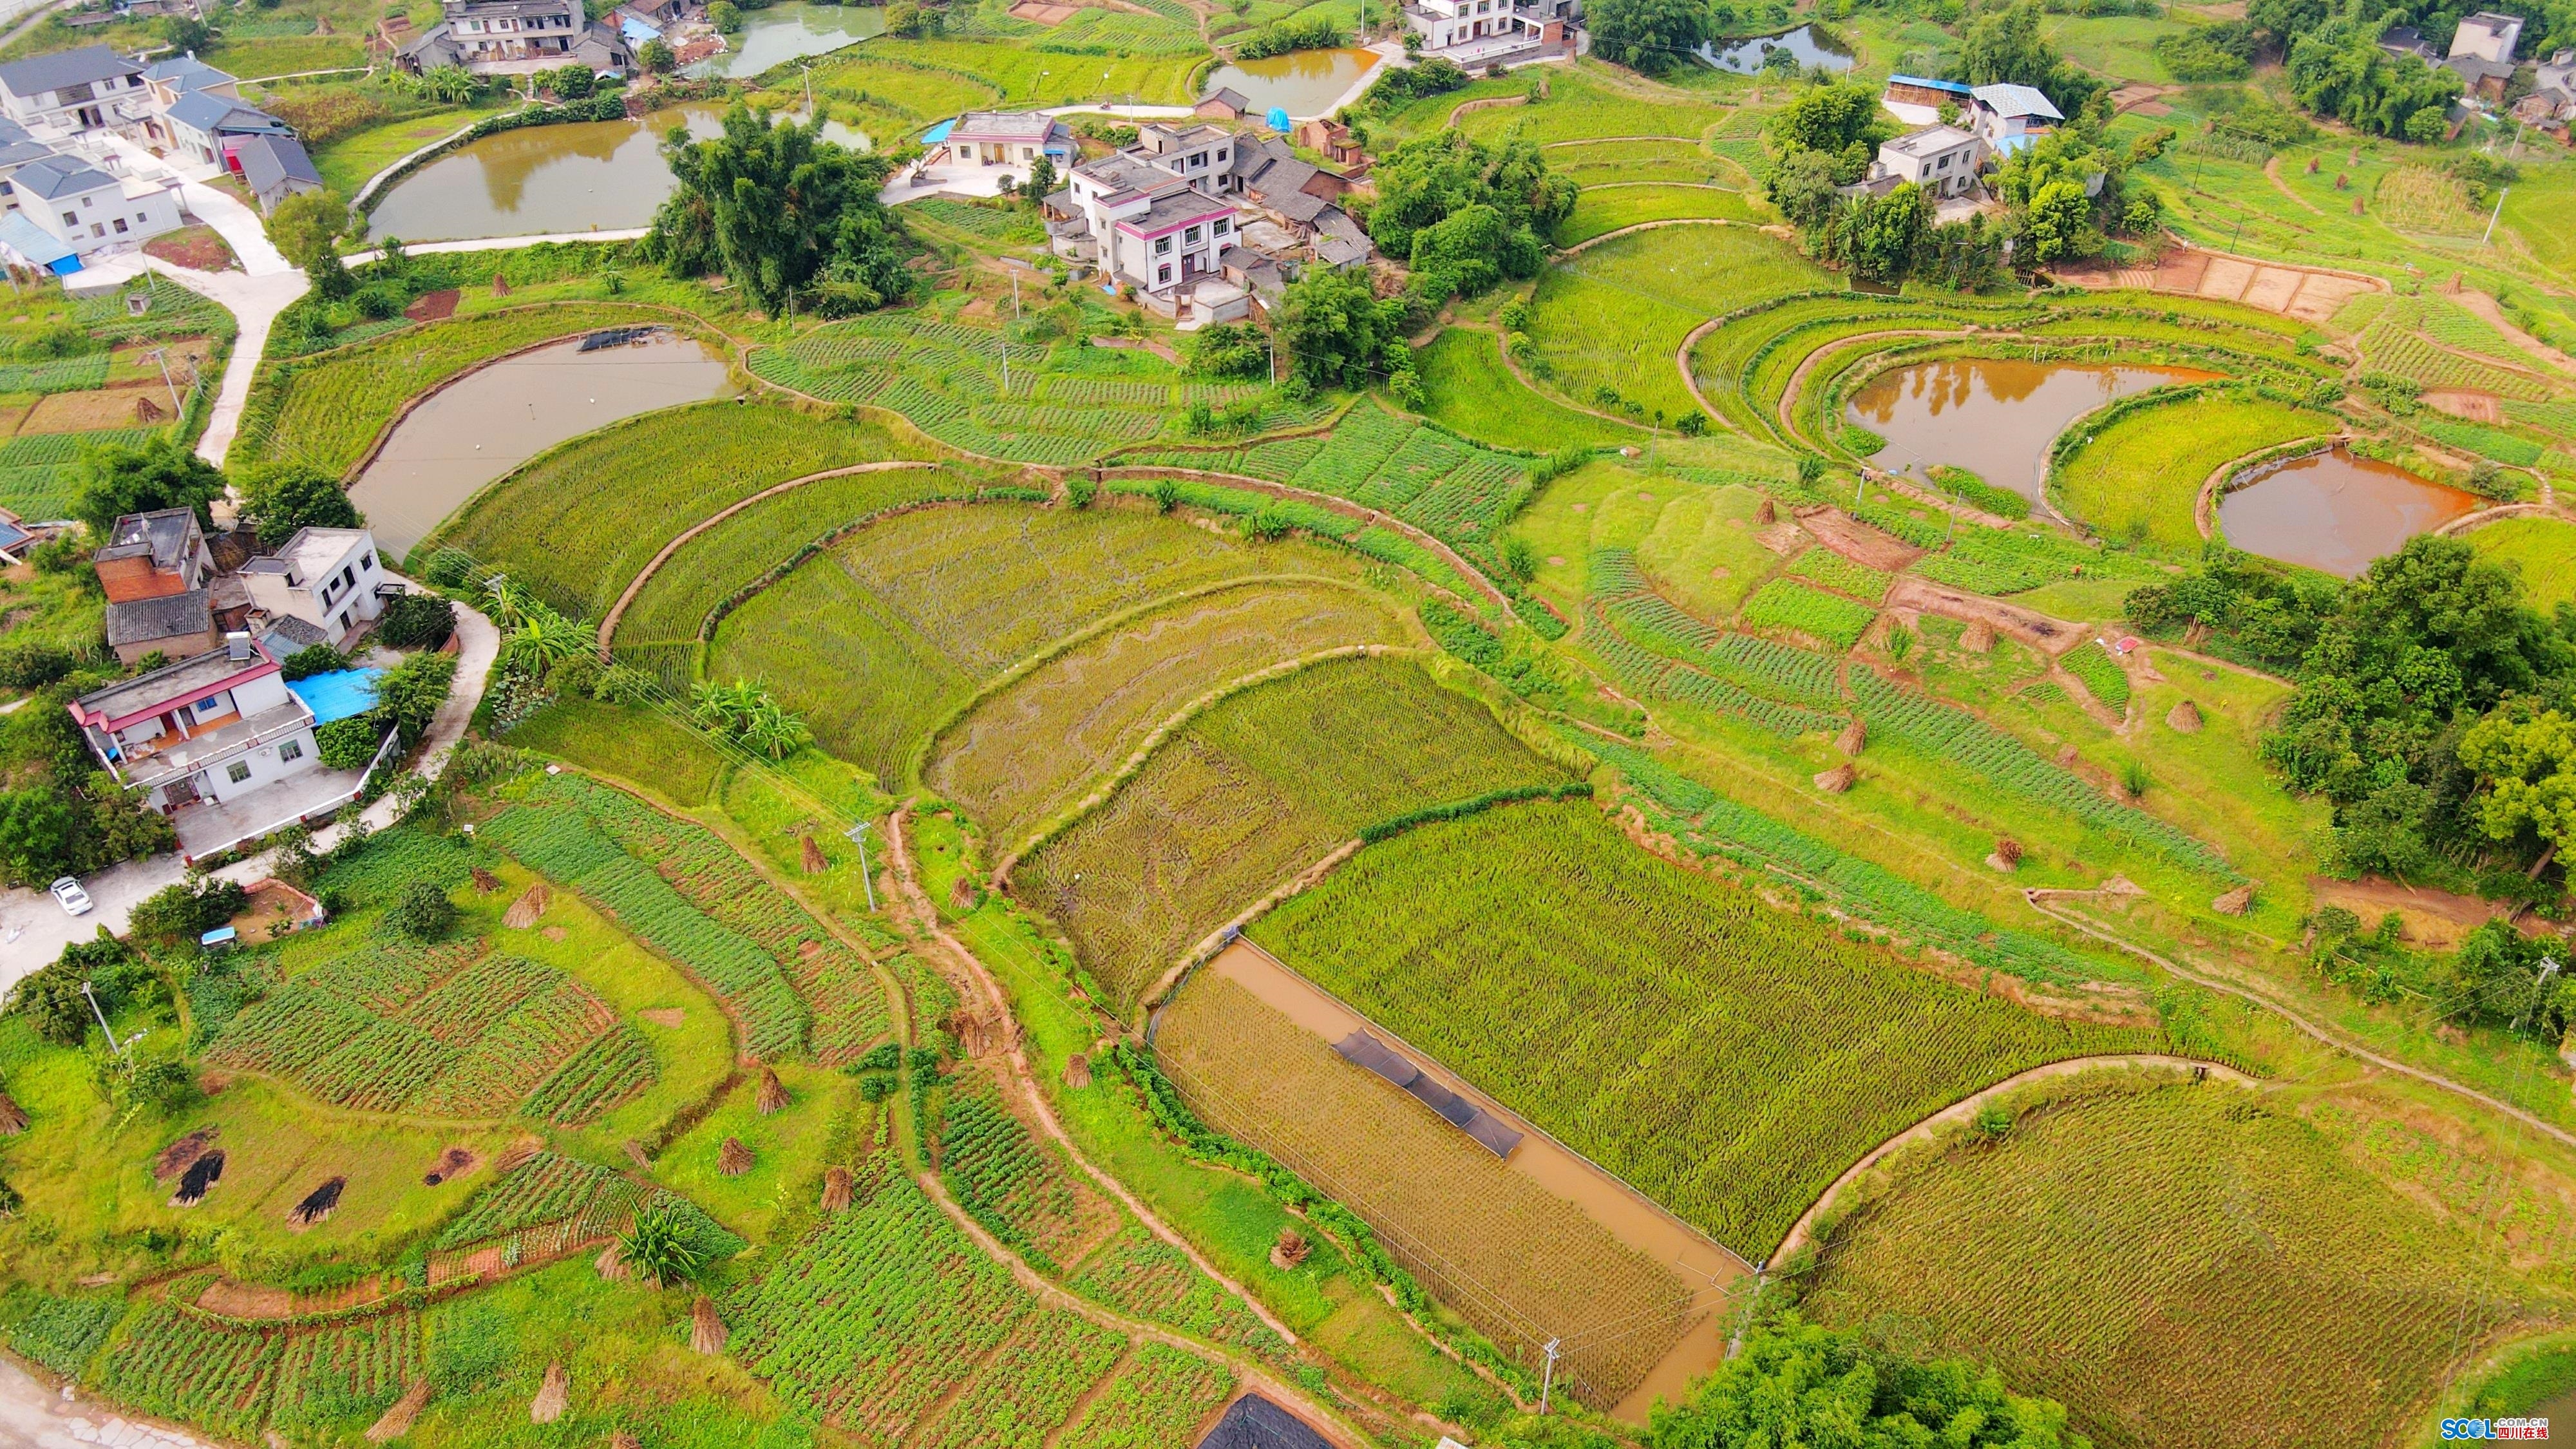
xmin=166 ymin=90 xmax=289 ymax=136
xmin=8 ymin=155 xmax=112 ymax=200
xmin=235 ymin=134 xmax=320 ymax=194
xmin=104 ymin=589 xmax=213 ymax=648
xmin=0 ymin=45 xmax=142 ymax=99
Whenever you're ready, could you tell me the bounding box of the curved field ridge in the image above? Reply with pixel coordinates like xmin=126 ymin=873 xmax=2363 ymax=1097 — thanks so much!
xmin=925 ymin=580 xmax=1409 ymax=846
xmin=1248 ymin=799 xmax=2161 ymax=1259
xmin=713 ymin=504 xmax=1370 ymax=786
xmin=1800 ymin=1077 xmax=2547 ymax=1449
xmin=1018 ymin=656 xmax=1570 ymax=1012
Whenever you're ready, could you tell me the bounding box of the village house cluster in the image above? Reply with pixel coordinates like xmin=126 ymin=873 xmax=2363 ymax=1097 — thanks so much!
xmin=1851 ymin=76 xmax=2064 ymax=220
xmin=0 ymin=44 xmax=319 ymax=275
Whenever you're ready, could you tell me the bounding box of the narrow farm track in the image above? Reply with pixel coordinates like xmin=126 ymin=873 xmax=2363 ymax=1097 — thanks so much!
xmin=595 ymin=459 xmax=943 ymax=650
xmin=877 ymin=807 xmax=1307 ymax=1350
xmin=1770 ymin=1054 xmax=2252 ymax=1267
xmin=1485 ymin=325 xmax=1647 ymax=435
xmin=1553 ymin=216 xmax=1750 ymax=258
xmin=1770 ymin=328 xmax=1964 ymax=451
xmin=2025 ymin=889 xmax=2576 ymax=1154
xmin=1095 ymin=466 xmax=1514 ymax=611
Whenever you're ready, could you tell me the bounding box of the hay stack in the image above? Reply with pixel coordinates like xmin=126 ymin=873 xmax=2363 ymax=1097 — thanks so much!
xmin=623 ymin=1139 xmax=652 ymax=1170
xmin=1756 ymin=498 xmax=1776 ymax=525
xmin=1834 ymin=719 xmax=1866 ymax=757
xmin=495 ymin=1141 xmax=541 ymax=1175
xmin=595 ymin=1242 xmax=629 ymax=1280
xmin=691 ymin=1295 xmax=727 ymax=1356
xmin=154 ymin=1126 xmax=217 ymax=1182
xmin=757 ymin=1065 xmax=789 ymax=1116
xmin=365 ymin=1381 xmax=430 ymax=1443
xmin=492 ymin=274 xmax=511 ymax=297
xmin=800 ymin=833 xmax=828 ymax=875
xmin=1271 ymin=1227 xmax=1311 ymax=1270
xmin=1063 ymin=1054 xmax=1092 ymax=1089
xmin=2054 ymin=743 xmax=2079 ymax=766
xmin=1960 ymin=620 xmax=1996 ymax=654
xmin=1812 ymin=763 xmax=1856 ymax=794
xmin=0 ymin=1088 xmax=27 ymax=1135
xmin=822 ymin=1166 xmax=853 ymax=1213
xmin=470 ymin=866 xmax=500 ymax=893
xmin=503 ymin=885 xmax=551 ymax=929
xmin=2212 ymin=883 xmax=2256 ymax=916
xmin=719 ymin=1137 xmax=753 ymax=1177
xmin=2167 ymin=699 xmax=2204 ymax=734
xmin=531 ymin=1363 xmax=568 ymax=1423
xmin=612 ymin=1434 xmax=644 ymax=1449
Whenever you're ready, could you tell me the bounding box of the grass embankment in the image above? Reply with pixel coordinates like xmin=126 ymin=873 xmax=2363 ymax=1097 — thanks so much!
xmin=1411 ymin=328 xmax=1642 ymax=452
xmin=1528 ymin=224 xmax=1832 ymax=425
xmin=1798 ymin=1072 xmax=2573 ymax=1449
xmin=1018 ymin=655 xmax=1569 ymax=1010
xmin=2051 ymin=392 xmax=2336 ymax=554
xmin=714 ymin=502 xmax=1372 ymax=787
xmin=1555 ymin=184 xmax=1760 ymax=246
xmin=2468 ymin=515 xmax=2576 ymax=613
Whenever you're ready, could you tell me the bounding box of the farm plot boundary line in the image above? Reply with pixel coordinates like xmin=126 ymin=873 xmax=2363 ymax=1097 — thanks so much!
xmin=2026 ymin=888 xmax=2576 ymax=1155
xmin=596 ymin=459 xmax=945 ymax=650
xmin=912 ymin=574 xmax=1403 ymax=797
xmin=1772 ymin=329 xmax=1973 ymax=453
xmin=989 ymin=643 xmax=1420 ymax=885
xmin=879 ymin=806 xmax=1313 ymax=1353
xmin=2193 ymin=434 xmax=2350 ymax=542
xmin=1551 ymin=216 xmax=1762 ymax=259
xmin=1769 ymin=1054 xmax=2253 ymax=1267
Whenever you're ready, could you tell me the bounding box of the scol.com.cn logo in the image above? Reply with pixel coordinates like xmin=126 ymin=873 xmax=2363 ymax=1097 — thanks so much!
xmin=2442 ymin=1418 xmax=2551 ymax=1440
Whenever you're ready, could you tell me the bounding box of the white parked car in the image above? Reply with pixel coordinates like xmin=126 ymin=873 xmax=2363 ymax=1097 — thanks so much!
xmin=48 ymin=877 xmax=92 ymax=917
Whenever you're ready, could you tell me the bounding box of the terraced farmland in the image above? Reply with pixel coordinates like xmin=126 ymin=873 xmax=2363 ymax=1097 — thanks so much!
xmin=1018 ymin=655 xmax=1570 ymax=1010
xmin=1250 ymin=799 xmax=2159 ymax=1256
xmin=925 ymin=580 xmax=1410 ymax=846
xmin=713 ymin=502 xmax=1369 ymax=784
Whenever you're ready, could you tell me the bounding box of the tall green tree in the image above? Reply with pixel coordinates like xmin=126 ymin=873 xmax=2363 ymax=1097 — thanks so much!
xmin=1648 ymin=1314 xmax=2089 ymax=1448
xmin=2286 ymin=21 xmax=2461 ymax=138
xmin=267 ymin=189 xmax=352 ymax=299
xmin=1362 ymin=131 xmax=1574 ymax=268
xmin=641 ymin=105 xmax=911 ymax=318
xmin=1586 ymin=0 xmax=1705 ymax=72
xmin=1958 ymin=1 xmax=2103 ymax=116
xmin=1276 ymin=265 xmax=1403 ymax=390
xmin=72 ymin=437 xmax=226 ymax=537
xmin=236 ymin=460 xmax=363 ymax=543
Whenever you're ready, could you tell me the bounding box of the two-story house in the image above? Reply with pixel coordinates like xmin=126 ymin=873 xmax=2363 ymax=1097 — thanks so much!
xmin=93 ymin=507 xmax=213 ymax=602
xmin=397 ymin=0 xmax=630 ymax=78
xmin=2446 ymin=11 xmax=2524 ymax=100
xmin=1401 ymin=0 xmax=1572 ymax=62
xmin=0 ymin=46 xmax=148 ymax=137
xmin=66 ymin=635 xmax=323 ymax=823
xmin=160 ymin=89 xmax=296 ymax=170
xmin=1965 ymin=83 xmax=2061 ymax=160
xmin=1871 ymin=124 xmax=1982 ymax=198
xmin=9 ymin=151 xmax=183 ymax=256
xmin=240 ymin=526 xmax=390 ymax=648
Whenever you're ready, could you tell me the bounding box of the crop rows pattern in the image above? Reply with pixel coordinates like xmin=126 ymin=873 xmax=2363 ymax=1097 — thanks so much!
xmin=1741 ymin=579 xmax=1879 ymax=651
xmin=1786 ymin=546 xmax=1892 ymax=603
xmin=2062 ymin=641 xmax=2132 ymax=714
xmin=938 ymin=1065 xmax=1099 ymax=1269
xmin=1252 ymin=800 xmax=2159 ymax=1255
xmin=507 ymin=774 xmax=889 ymax=1064
xmin=433 ymin=1150 xmax=637 ymax=1251
xmin=724 ymin=1160 xmax=1036 ymax=1438
xmin=480 ymin=799 xmax=811 ymax=1061
xmin=1850 ymin=668 xmax=2230 ymax=874
xmin=519 ymin=1021 xmax=658 ymax=1126
xmin=913 ymin=1308 xmax=1128 ymax=1449
xmin=1583 ymin=600 xmax=1843 ymax=738
xmin=93 ymin=1302 xmax=281 ymax=1443
xmin=207 ymin=943 xmax=634 ymax=1118
xmin=1054 ymin=1343 xmax=1233 ymax=1449
xmin=268 ymin=1313 xmax=422 ymax=1432
xmin=1069 ymin=1225 xmax=1282 ymax=1359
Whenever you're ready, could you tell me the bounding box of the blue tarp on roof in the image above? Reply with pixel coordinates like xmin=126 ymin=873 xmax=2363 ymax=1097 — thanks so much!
xmin=620 ymin=14 xmax=660 ymax=43
xmin=0 ymin=520 xmax=30 ymax=552
xmin=0 ymin=213 xmax=76 ymax=274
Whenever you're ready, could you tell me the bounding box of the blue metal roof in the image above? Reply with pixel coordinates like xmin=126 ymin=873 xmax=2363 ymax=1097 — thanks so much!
xmin=0 ymin=213 xmax=75 ymax=272
xmin=920 ymin=117 xmax=955 ymax=143
xmin=1888 ymin=73 xmax=1973 ymax=95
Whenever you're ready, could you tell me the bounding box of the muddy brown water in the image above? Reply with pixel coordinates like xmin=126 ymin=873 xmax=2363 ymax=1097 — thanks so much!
xmin=365 ymin=104 xmax=868 ymax=243
xmin=1203 ymin=48 xmax=1381 ymax=120
xmin=1846 ymin=357 xmax=2214 ymax=513
xmin=2217 ymin=446 xmax=2481 ymax=578
xmin=349 ymin=330 xmax=737 ymax=558
xmin=1201 ymin=941 xmax=1748 ymax=1423
xmin=681 ymin=1 xmax=885 ymax=79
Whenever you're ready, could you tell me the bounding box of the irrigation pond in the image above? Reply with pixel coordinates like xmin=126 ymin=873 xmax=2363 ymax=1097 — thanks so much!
xmin=1846 ymin=357 xmax=2215 ymax=512
xmin=1203 ymin=47 xmax=1383 ymax=119
xmin=683 ymin=1 xmax=885 ymax=78
xmin=350 ymin=329 xmax=739 ymax=556
xmin=2215 ymin=445 xmax=2481 ymax=576
xmin=1700 ymin=24 xmax=1853 ymax=73
xmin=363 ymin=104 xmax=868 ymax=243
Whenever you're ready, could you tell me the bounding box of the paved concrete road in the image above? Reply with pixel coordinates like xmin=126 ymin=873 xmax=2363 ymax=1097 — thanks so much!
xmin=0 ymin=1358 xmax=220 ymax=1449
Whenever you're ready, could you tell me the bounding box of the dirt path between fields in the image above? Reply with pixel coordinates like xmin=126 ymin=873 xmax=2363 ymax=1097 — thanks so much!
xmin=2026 ymin=888 xmax=2576 ymax=1155
xmin=1553 ymin=216 xmax=1759 ymax=257
xmin=878 ymin=808 xmax=1307 ymax=1353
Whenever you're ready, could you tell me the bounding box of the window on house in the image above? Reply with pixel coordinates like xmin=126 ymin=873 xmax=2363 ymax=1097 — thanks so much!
xmin=1155 ymin=236 xmax=1171 ymax=255
xmin=1184 ymin=224 xmax=1202 ymax=244
xmin=59 ymin=211 xmax=73 ymax=225
xmin=1217 ymin=149 xmax=1227 ymax=162
xmin=1213 ymin=217 xmax=1230 ymax=235
xmin=226 ymin=760 xmax=251 ymax=784
xmin=111 ymin=218 xmax=125 ymax=232
xmin=88 ymin=223 xmax=100 ymax=238
xmin=279 ymin=739 xmax=303 ymax=763
xmin=338 ymin=611 xmax=352 ymax=632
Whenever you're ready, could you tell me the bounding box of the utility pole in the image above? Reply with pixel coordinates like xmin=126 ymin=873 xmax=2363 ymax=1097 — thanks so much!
xmin=1538 ymin=1338 xmax=1561 ymax=1414
xmin=80 ymin=981 xmax=122 ymax=1057
xmin=845 ymin=821 xmax=877 ymax=911
xmin=998 ymin=333 xmax=1010 ymax=395
xmin=801 ymin=60 xmax=813 ymax=117
xmin=2481 ymin=186 xmax=2509 ymax=247
xmin=143 ymin=346 xmax=180 ymax=418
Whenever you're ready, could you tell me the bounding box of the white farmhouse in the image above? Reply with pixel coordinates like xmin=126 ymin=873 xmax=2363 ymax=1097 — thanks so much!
xmin=1873 ymin=124 xmax=1982 ymax=197
xmin=1965 ymin=82 xmax=2061 ymax=160
xmin=242 ymin=527 xmax=393 ymax=648
xmin=917 ymin=111 xmax=1074 ymax=191
xmin=0 ymin=45 xmax=148 ymax=137
xmin=66 ymin=636 xmax=322 ymax=826
xmin=10 ymin=153 xmax=182 ymax=256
